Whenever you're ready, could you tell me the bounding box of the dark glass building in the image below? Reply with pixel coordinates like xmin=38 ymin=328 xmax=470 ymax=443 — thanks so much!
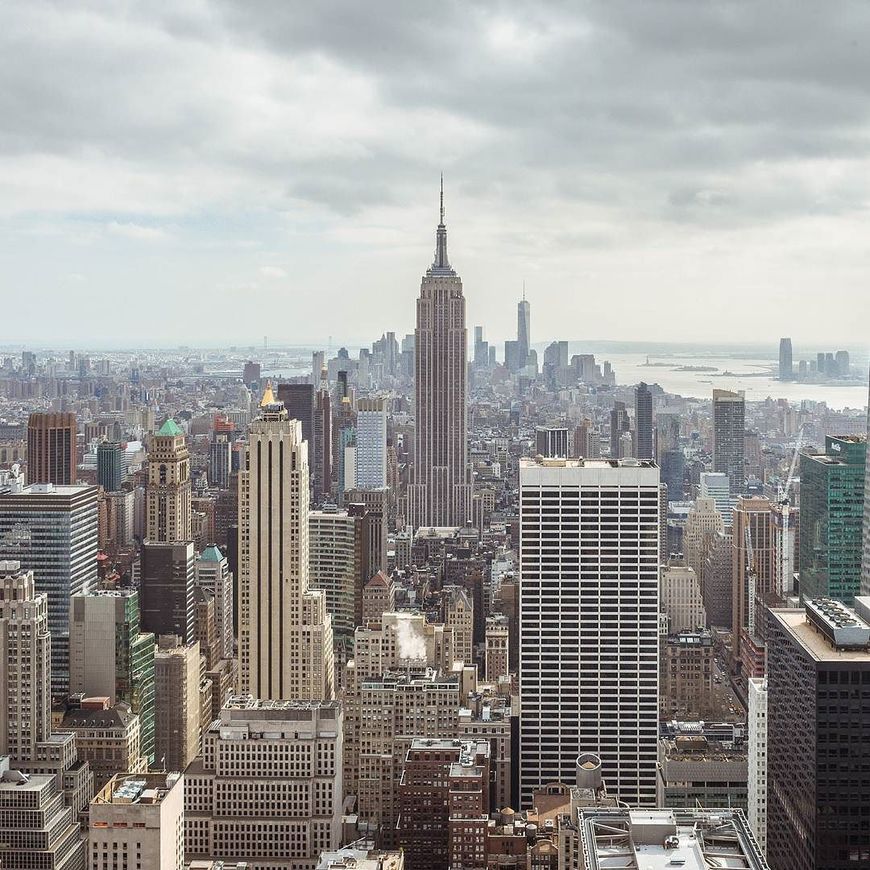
xmin=767 ymin=599 xmax=870 ymax=870
xmin=799 ymin=435 xmax=866 ymax=603
xmin=96 ymin=440 xmax=125 ymax=492
xmin=634 ymin=382 xmax=654 ymax=460
xmin=139 ymin=540 xmax=195 ymax=644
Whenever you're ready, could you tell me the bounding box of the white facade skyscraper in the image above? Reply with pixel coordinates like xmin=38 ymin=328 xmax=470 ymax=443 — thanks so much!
xmin=355 ymin=397 xmax=387 ymax=489
xmin=747 ymin=676 xmax=768 ymax=855
xmin=519 ymin=456 xmax=660 ymax=807
xmin=238 ymin=384 xmax=335 ymax=702
xmin=409 ymin=180 xmax=472 ymax=529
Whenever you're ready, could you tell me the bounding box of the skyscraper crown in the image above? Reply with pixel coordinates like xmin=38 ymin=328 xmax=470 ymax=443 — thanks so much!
xmin=427 ymin=175 xmax=456 ymax=277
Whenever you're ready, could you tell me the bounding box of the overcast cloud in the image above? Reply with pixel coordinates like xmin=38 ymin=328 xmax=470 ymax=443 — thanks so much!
xmin=2 ymin=0 xmax=870 ymax=348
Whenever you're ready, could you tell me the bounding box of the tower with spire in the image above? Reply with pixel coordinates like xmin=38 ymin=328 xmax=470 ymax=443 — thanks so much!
xmin=408 ymin=178 xmax=472 ymax=529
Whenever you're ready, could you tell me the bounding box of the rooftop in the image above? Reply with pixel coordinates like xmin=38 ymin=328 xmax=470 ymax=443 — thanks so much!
xmin=773 ymin=607 xmax=870 ymax=661
xmin=521 ymin=456 xmax=657 ymax=470
xmin=578 ymin=808 xmax=767 ymax=870
xmin=198 ymin=545 xmax=225 ymax=562
xmin=156 ymin=418 xmax=183 ymax=437
xmin=94 ymin=772 xmax=181 ymax=806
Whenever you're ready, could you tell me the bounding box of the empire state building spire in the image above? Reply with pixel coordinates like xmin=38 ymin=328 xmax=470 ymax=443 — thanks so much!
xmin=411 ymin=177 xmax=471 ymax=529
xmin=428 ymin=174 xmax=455 ymax=276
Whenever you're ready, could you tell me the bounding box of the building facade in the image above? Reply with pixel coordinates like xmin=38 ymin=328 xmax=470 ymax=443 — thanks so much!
xmin=238 ymin=386 xmax=334 ymax=702
xmin=0 ymin=561 xmax=50 ymax=761
xmin=0 ymin=482 xmax=98 ymax=694
xmin=27 ymin=411 xmax=77 ymax=486
xmin=355 ymin=397 xmax=388 ymax=489
xmin=634 ymin=382 xmax=653 ymax=460
xmin=69 ymin=589 xmax=156 ymax=763
xmin=140 ymin=540 xmax=196 ymax=644
xmin=766 ymin=600 xmax=870 ymax=870
xmin=409 ymin=182 xmax=471 ymax=529
xmin=153 ymin=636 xmax=202 ymax=774
xmin=89 ymin=772 xmax=184 ymax=870
xmin=747 ymin=676 xmax=768 ymax=856
xmin=712 ymin=389 xmax=746 ymax=495
xmin=799 ymin=435 xmax=866 ymax=603
xmin=145 ymin=419 xmax=192 ymax=543
xmin=184 ymin=697 xmax=343 ymax=869
xmin=519 ymin=457 xmax=660 ymax=807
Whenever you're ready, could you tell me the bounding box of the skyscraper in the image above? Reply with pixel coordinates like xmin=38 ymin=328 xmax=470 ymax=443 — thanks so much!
xmin=713 ymin=389 xmax=746 ymax=494
xmin=0 ymin=481 xmax=98 ymax=694
xmin=277 ymin=381 xmax=315 ymax=474
xmin=139 ymin=540 xmax=195 ymax=644
xmin=27 ymin=412 xmax=77 ymax=486
xmin=409 ymin=180 xmax=471 ymax=529
xmin=766 ymin=600 xmax=870 ymax=870
xmin=800 ymin=435 xmax=866 ymax=603
xmin=609 ymin=401 xmax=631 ymax=458
xmin=355 ymin=397 xmax=388 ymax=489
xmin=778 ymin=337 xmax=793 ymax=380
xmin=519 ymin=456 xmax=660 ymax=807
xmin=153 ymin=634 xmax=202 ymax=773
xmin=97 ymin=440 xmax=125 ymax=492
xmin=634 ymin=382 xmax=654 ymax=460
xmin=69 ymin=588 xmax=156 ymax=764
xmin=747 ymin=676 xmax=768 ymax=856
xmin=145 ymin=418 xmax=191 ymax=543
xmin=731 ymin=496 xmax=775 ymax=667
xmin=314 ymin=367 xmax=333 ymax=503
xmin=208 ymin=428 xmax=232 ymax=489
xmin=194 ymin=545 xmax=233 ymax=662
xmin=0 ymin=561 xmax=50 ymax=760
xmin=534 ymin=426 xmax=569 ymax=458
xmin=517 ymin=293 xmax=531 ymax=367
xmin=238 ymin=384 xmax=334 ymax=701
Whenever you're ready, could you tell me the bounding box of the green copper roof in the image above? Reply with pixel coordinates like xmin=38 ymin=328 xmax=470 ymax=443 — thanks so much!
xmin=199 ymin=545 xmax=224 ymax=562
xmin=157 ymin=418 xmax=183 ymax=436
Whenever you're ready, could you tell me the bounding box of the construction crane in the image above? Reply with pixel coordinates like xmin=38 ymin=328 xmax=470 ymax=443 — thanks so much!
xmin=745 ymin=522 xmax=758 ymax=638
xmin=777 ymin=428 xmax=803 ymax=599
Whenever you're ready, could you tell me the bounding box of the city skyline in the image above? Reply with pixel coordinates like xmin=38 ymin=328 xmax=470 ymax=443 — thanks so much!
xmin=4 ymin=3 xmax=870 ymax=346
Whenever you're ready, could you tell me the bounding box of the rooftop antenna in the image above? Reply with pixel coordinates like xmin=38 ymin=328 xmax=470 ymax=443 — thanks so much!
xmin=440 ymin=173 xmax=445 ymax=225
xmin=523 ymin=279 xmax=526 ymax=301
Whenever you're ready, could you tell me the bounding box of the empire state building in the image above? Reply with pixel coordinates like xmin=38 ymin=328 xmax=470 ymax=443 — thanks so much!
xmin=409 ymin=180 xmax=472 ymax=529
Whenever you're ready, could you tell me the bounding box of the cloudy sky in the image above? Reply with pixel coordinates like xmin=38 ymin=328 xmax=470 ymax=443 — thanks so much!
xmin=3 ymin=1 xmax=870 ymax=349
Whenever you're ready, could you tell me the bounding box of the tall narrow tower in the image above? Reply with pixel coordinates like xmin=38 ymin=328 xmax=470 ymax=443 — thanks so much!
xmin=238 ymin=384 xmax=334 ymax=701
xmin=0 ymin=561 xmax=51 ymax=761
xmin=145 ymin=419 xmax=191 ymax=543
xmin=409 ymin=179 xmax=471 ymax=529
xmin=517 ymin=292 xmax=531 ymax=368
xmin=713 ymin=389 xmax=746 ymax=495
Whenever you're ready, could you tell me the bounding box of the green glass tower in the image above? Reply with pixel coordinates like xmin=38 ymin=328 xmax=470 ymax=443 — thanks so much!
xmin=799 ymin=435 xmax=867 ymax=603
xmin=69 ymin=589 xmax=156 ymax=763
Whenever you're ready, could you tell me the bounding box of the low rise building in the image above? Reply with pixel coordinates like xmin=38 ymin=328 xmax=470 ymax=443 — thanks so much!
xmin=61 ymin=697 xmax=148 ymax=791
xmin=659 ymin=629 xmax=715 ymax=720
xmin=656 ymin=734 xmax=748 ymax=810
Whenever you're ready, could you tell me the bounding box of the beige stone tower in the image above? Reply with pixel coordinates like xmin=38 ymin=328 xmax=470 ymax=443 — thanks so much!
xmin=409 ymin=178 xmax=472 ymax=529
xmin=238 ymin=384 xmax=334 ymax=701
xmin=145 ymin=418 xmax=192 ymax=543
